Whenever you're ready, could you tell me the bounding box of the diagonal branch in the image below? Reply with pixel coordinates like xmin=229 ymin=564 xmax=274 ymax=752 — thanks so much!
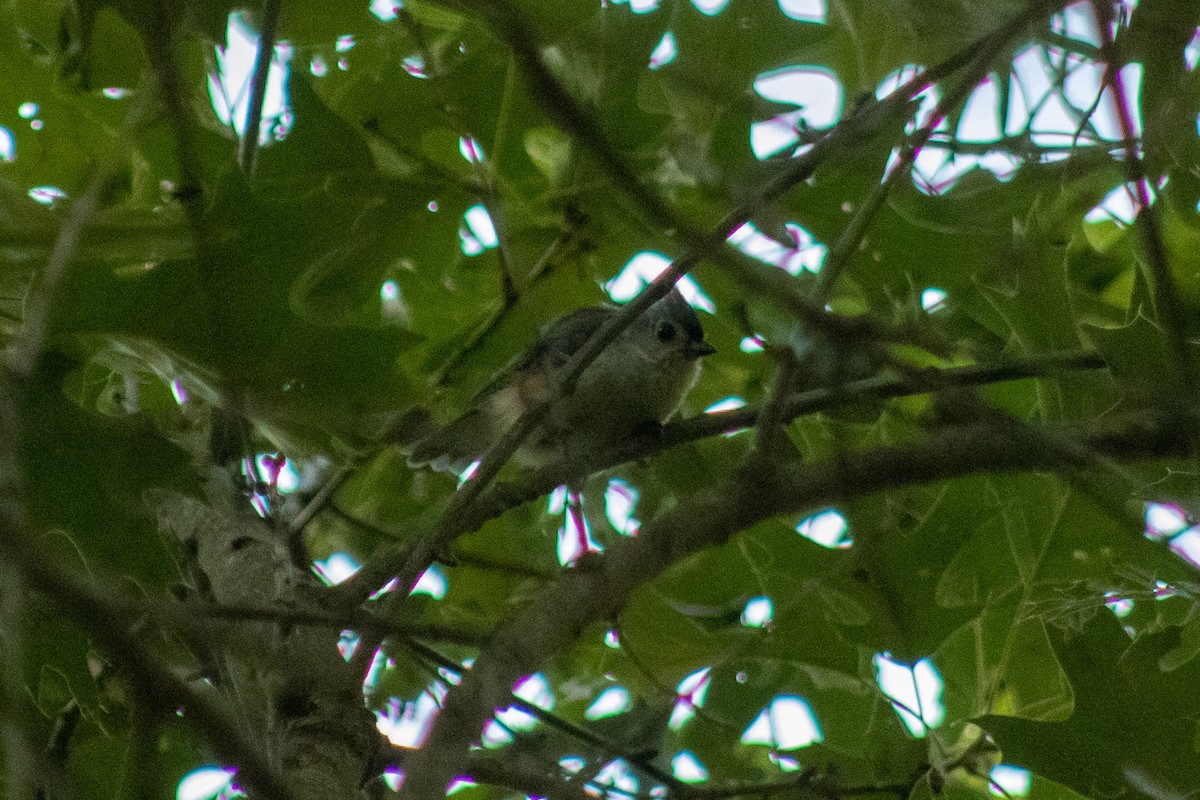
xmin=1089 ymin=0 xmax=1194 ymax=402
xmin=344 ymin=348 xmax=1107 ymax=614
xmin=812 ymin=0 xmax=1046 ymax=304
xmin=237 ymin=0 xmax=283 ymax=177
xmin=0 ymin=517 xmax=301 ymax=800
xmin=396 ymin=403 xmax=1183 ymax=799
xmin=335 ymin=2 xmax=1034 ymax=605
xmin=9 ymin=89 xmax=158 ymax=377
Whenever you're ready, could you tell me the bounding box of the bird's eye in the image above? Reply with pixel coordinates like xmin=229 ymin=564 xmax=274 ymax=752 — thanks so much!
xmin=656 ymin=321 xmax=676 ymax=343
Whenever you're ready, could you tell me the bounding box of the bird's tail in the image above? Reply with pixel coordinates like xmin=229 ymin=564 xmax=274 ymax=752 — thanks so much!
xmin=405 ymin=406 xmax=491 ymax=475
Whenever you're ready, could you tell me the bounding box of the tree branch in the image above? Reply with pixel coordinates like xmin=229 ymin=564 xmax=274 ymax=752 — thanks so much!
xmin=0 ymin=519 xmax=301 ymax=800
xmin=624 ymin=348 xmax=1109 ymax=460
xmin=348 ymin=348 xmax=1107 ymax=614
xmin=335 ymin=5 xmax=1036 ymax=606
xmin=752 ymin=349 xmax=800 ymax=458
xmin=1089 ymin=0 xmax=1194 ymax=402
xmin=172 ymin=599 xmax=488 ymax=647
xmin=237 ymin=0 xmax=283 ymax=177
xmin=397 ymin=399 xmax=1178 ymax=799
xmin=683 ymin=771 xmax=911 ymax=800
xmin=141 ymin=0 xmax=238 ymax=382
xmin=401 ymin=640 xmax=679 ymax=789
xmin=9 ymin=89 xmax=156 ymax=377
xmin=811 ymin=0 xmax=1042 ymax=304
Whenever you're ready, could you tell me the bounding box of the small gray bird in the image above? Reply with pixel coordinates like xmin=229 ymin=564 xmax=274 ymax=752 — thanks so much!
xmin=409 ymin=289 xmax=715 ymax=474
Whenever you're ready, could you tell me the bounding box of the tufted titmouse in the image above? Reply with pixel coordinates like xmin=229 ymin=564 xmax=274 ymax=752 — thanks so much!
xmin=409 ymin=289 xmax=715 ymax=474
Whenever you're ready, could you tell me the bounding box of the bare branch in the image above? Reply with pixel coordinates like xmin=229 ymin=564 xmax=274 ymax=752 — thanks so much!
xmin=814 ymin=0 xmax=1062 ymax=305
xmin=237 ymin=0 xmax=283 ymax=177
xmin=1089 ymin=0 xmax=1194 ymax=402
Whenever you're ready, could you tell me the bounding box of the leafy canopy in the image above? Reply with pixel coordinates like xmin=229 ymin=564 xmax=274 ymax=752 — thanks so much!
xmin=3 ymin=1 xmax=1200 ymax=799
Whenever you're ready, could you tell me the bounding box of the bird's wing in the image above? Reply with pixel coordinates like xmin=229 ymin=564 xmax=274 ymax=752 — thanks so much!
xmin=473 ymin=305 xmax=614 ymax=400
xmin=408 ymin=305 xmax=614 ymax=472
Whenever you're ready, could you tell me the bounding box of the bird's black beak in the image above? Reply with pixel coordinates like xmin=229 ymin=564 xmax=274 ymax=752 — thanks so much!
xmin=686 ymin=340 xmax=716 ymax=358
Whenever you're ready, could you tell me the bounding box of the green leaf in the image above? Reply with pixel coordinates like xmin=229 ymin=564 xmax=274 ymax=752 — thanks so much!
xmin=1085 ymin=312 xmax=1183 ymax=409
xmin=22 ymin=353 xmax=194 ymax=584
xmin=982 ymin=614 xmax=1200 ymax=799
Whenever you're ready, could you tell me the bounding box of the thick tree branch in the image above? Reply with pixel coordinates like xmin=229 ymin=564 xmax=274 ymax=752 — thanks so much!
xmin=398 ymin=398 xmax=1178 ymax=799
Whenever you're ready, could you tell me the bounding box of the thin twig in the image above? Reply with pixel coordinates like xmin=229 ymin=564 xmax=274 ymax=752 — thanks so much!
xmin=481 ymin=61 xmax=522 ymax=306
xmin=10 ymin=90 xmax=155 ymax=376
xmin=11 ymin=173 xmax=103 ymax=377
xmin=288 ymin=465 xmax=354 ymax=536
xmin=286 ymin=407 xmax=434 ymax=550
xmin=753 ymin=350 xmax=801 ymax=458
xmin=433 ymin=224 xmax=583 ymax=387
xmin=813 ymin=0 xmax=1050 ymax=304
xmin=174 ymin=599 xmax=489 ymax=646
xmin=684 ymin=772 xmax=909 ymax=800
xmin=237 ymin=0 xmax=283 ymax=177
xmin=1089 ymin=0 xmax=1194 ymax=403
xmin=395 ymin=4 xmax=522 ymax=366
